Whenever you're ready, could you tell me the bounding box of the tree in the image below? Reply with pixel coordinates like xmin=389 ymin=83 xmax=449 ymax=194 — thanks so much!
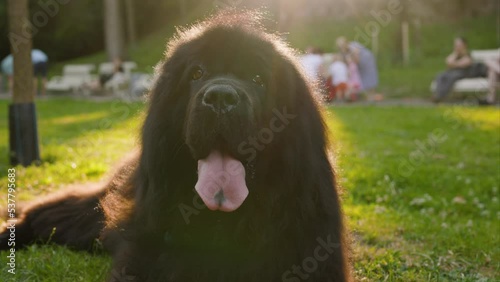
xmin=103 ymin=0 xmax=126 ymax=60
xmin=124 ymin=0 xmax=137 ymax=47
xmin=272 ymin=0 xmax=288 ymax=31
xmin=8 ymin=0 xmax=33 ymax=104
xmin=178 ymin=0 xmax=187 ymax=18
xmin=394 ymin=0 xmax=410 ymax=64
xmin=8 ymin=0 xmax=41 ymax=166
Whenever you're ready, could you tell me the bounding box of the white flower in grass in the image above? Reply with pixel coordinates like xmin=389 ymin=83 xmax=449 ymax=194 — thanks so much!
xmin=374 ymin=205 xmax=387 ymax=214
xmin=466 ymin=220 xmax=473 ymax=228
xmin=439 ymin=211 xmax=448 ymax=219
xmin=419 ymin=207 xmax=434 ymax=215
xmin=410 ymin=194 xmax=433 ymax=206
xmin=480 ymin=210 xmax=490 ymax=217
xmin=452 ymin=196 xmax=466 ymax=204
xmin=376 ymin=195 xmax=389 ymax=203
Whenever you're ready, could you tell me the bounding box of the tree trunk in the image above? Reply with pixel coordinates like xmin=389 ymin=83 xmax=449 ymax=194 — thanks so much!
xmin=178 ymin=0 xmax=187 ymax=18
xmin=458 ymin=0 xmax=469 ymax=18
xmin=7 ymin=0 xmax=41 ymax=166
xmin=104 ymin=0 xmax=126 ymax=60
xmin=395 ymin=0 xmax=410 ymax=64
xmin=274 ymin=0 xmax=288 ymax=31
xmin=8 ymin=0 xmax=34 ymax=104
xmin=124 ymin=0 xmax=137 ymax=47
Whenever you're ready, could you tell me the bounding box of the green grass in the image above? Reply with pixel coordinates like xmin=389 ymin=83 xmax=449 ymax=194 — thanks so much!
xmin=328 ymin=106 xmax=499 ymax=280
xmin=0 ymin=99 xmax=144 ymax=201
xmin=0 ymin=100 xmax=499 ymax=281
xmin=1 ymin=245 xmax=110 ymax=282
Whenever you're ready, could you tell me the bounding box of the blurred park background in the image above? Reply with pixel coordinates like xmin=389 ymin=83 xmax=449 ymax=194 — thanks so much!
xmin=0 ymin=0 xmax=498 ymax=98
xmin=0 ymin=0 xmax=499 ymax=281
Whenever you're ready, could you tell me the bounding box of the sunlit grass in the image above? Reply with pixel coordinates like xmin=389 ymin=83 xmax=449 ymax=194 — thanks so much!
xmin=329 ymin=106 xmax=499 ymax=281
xmin=0 ymin=99 xmax=144 ymax=201
xmin=0 ymin=100 xmax=498 ymax=281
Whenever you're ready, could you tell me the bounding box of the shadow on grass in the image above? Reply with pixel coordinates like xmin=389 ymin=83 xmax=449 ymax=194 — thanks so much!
xmin=0 ymin=98 xmax=145 ymax=176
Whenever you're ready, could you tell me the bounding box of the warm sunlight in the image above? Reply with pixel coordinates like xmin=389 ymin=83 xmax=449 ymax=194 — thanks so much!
xmin=0 ymin=1 xmax=498 ymax=281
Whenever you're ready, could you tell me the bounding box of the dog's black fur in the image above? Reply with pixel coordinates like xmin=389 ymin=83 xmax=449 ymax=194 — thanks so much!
xmin=0 ymin=11 xmax=351 ymax=282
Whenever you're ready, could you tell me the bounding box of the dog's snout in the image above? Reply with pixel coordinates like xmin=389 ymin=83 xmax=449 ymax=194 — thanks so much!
xmin=202 ymin=85 xmax=239 ymax=113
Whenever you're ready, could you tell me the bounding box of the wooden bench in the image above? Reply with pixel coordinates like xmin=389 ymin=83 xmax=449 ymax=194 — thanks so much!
xmin=431 ymin=49 xmax=499 ymax=94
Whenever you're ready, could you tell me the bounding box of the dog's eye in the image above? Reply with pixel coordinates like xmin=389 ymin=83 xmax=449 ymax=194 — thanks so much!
xmin=191 ymin=67 xmax=204 ymax=80
xmin=253 ymin=75 xmax=264 ymax=86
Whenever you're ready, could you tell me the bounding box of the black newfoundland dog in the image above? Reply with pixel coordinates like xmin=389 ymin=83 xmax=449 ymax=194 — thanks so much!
xmin=0 ymin=11 xmax=351 ymax=282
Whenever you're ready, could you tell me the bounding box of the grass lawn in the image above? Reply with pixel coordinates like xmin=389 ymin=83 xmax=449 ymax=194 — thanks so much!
xmin=0 ymin=99 xmax=498 ymax=281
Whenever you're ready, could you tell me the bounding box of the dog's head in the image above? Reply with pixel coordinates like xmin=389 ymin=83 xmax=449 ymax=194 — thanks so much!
xmin=141 ymin=11 xmax=324 ymax=212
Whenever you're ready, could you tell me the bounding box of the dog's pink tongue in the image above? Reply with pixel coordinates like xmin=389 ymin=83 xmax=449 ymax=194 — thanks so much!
xmin=195 ymin=151 xmax=248 ymax=212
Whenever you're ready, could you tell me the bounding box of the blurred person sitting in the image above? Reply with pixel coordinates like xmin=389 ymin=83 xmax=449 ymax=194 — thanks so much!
xmin=86 ymin=57 xmax=125 ymax=92
xmin=300 ymin=46 xmax=324 ymax=82
xmin=32 ymin=49 xmax=49 ymax=96
xmin=327 ymin=54 xmax=348 ymax=102
xmin=432 ymin=37 xmax=473 ymax=102
xmin=100 ymin=57 xmax=125 ymax=88
xmin=479 ymin=57 xmax=500 ymax=105
xmin=336 ymin=36 xmax=381 ymax=101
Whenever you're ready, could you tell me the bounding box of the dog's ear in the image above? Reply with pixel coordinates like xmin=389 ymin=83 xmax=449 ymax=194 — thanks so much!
xmin=267 ymin=55 xmax=327 ymax=149
xmin=136 ymin=54 xmax=197 ymax=231
xmin=140 ymin=54 xmax=192 ymax=184
xmin=142 ymin=50 xmax=189 ymax=155
xmin=266 ymin=54 xmax=332 ymax=189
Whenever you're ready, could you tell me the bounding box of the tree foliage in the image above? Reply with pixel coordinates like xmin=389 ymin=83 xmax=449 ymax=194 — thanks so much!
xmin=0 ymin=0 xmax=496 ymax=63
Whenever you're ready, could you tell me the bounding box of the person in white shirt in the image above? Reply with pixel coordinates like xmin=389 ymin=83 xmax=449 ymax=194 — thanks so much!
xmin=327 ymin=54 xmax=348 ymax=101
xmin=300 ymin=47 xmax=324 ymax=81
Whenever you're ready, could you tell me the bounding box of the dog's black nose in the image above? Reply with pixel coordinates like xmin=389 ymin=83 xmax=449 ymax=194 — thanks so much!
xmin=202 ymin=85 xmax=239 ymax=113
